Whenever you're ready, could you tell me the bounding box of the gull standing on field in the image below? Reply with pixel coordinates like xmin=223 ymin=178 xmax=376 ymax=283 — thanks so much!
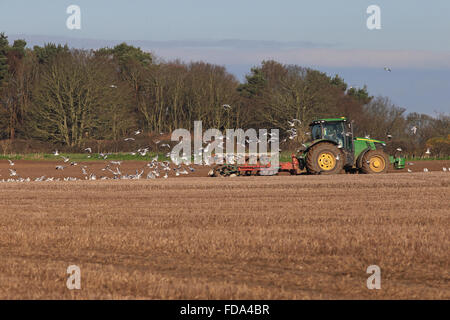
xmin=7 ymin=159 xmax=14 ymax=166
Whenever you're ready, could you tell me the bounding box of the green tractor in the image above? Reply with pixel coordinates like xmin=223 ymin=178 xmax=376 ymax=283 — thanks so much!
xmin=296 ymin=117 xmax=405 ymax=174
xmin=208 ymin=116 xmax=405 ymax=177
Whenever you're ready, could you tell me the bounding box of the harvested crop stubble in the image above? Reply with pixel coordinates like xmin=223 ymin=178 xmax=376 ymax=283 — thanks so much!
xmin=0 ymin=172 xmax=449 ymax=299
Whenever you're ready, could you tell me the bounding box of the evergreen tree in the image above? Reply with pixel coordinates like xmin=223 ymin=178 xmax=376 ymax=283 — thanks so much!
xmin=0 ymin=32 xmax=10 ymax=88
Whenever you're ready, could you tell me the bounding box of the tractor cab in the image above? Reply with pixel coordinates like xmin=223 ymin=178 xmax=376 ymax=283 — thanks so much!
xmin=309 ymin=117 xmax=352 ymax=152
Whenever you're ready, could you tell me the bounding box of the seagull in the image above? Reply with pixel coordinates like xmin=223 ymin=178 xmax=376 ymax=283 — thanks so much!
xmin=423 ymin=168 xmax=429 ymax=172
xmin=55 ymin=165 xmax=65 ymax=170
xmin=124 ymin=138 xmax=135 ymax=142
xmin=134 ymin=130 xmax=142 ymax=135
xmin=53 ymin=150 xmax=59 ymax=156
xmin=387 ymin=134 xmax=392 ymax=139
xmin=396 ymin=148 xmax=402 ymax=152
xmin=84 ymin=148 xmax=92 ymax=153
xmin=411 ymin=126 xmax=417 ymax=134
xmin=287 ymin=119 xmax=301 ymax=127
xmin=7 ymin=159 xmax=14 ymax=166
xmin=443 ymin=167 xmax=448 ymax=172
xmin=61 ymin=156 xmax=70 ymax=163
xmin=110 ymin=161 xmax=122 ymax=166
xmin=365 ymin=135 xmax=371 ymax=139
xmin=223 ymin=104 xmax=232 ymax=110
xmin=9 ymin=169 xmax=17 ymax=176
xmin=108 ymin=167 xmax=121 ymax=176
xmin=407 ymin=169 xmax=412 ymax=173
xmin=384 ymin=67 xmax=392 ymax=72
xmin=425 ymin=148 xmax=431 ymax=155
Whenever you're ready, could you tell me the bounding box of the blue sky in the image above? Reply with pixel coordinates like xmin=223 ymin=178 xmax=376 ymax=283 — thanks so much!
xmin=1 ymin=0 xmax=450 ymax=114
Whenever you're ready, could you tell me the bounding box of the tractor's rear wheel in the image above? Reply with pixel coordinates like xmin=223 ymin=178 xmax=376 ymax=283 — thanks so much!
xmin=360 ymin=149 xmax=389 ymax=174
xmin=306 ymin=142 xmax=344 ymax=175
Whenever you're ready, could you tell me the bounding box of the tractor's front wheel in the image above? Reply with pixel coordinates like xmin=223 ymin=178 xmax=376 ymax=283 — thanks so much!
xmin=306 ymin=142 xmax=344 ymax=175
xmin=360 ymin=150 xmax=389 ymax=174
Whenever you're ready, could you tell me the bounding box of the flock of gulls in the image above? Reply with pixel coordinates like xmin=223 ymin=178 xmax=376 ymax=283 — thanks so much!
xmin=0 ymin=130 xmax=199 ymax=183
xmin=0 ymin=154 xmax=197 ymax=183
xmin=0 ymin=119 xmax=448 ymax=183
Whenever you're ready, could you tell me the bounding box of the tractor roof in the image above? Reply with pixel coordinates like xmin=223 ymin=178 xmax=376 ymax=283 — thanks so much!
xmin=309 ymin=117 xmax=347 ymax=126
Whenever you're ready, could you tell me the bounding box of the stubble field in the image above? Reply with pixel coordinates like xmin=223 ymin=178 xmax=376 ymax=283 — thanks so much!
xmin=0 ymin=166 xmax=449 ymax=299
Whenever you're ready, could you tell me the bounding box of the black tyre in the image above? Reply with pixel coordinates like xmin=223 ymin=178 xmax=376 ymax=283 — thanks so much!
xmin=360 ymin=149 xmax=389 ymax=174
xmin=305 ymin=142 xmax=344 ymax=175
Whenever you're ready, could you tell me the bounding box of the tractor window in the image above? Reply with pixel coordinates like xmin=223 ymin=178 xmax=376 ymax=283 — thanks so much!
xmin=311 ymin=125 xmax=322 ymax=140
xmin=323 ymin=122 xmax=344 ymax=146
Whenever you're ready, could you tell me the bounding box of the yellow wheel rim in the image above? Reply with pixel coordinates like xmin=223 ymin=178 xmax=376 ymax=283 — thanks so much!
xmin=369 ymin=155 xmax=386 ymax=172
xmin=318 ymin=152 xmax=336 ymax=170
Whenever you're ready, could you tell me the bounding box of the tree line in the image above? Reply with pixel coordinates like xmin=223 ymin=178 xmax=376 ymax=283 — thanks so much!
xmin=0 ymin=33 xmax=448 ymax=156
